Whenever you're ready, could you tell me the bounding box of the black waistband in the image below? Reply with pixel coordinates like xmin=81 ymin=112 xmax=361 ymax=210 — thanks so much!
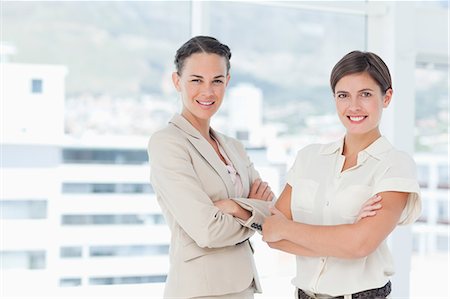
xmin=297 ymin=281 xmax=391 ymax=299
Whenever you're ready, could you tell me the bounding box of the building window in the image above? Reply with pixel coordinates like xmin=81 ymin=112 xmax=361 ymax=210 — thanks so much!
xmin=31 ymin=79 xmax=43 ymax=93
xmin=437 ymin=164 xmax=449 ymax=189
xmin=0 ymin=200 xmax=47 ymax=219
xmin=60 ymin=246 xmax=83 ymax=258
xmin=89 ymin=275 xmax=166 ymax=285
xmin=90 ymin=244 xmax=169 ymax=257
xmin=62 ymin=183 xmax=154 ymax=194
xmin=436 ymin=235 xmax=449 ymax=251
xmin=416 ymin=164 xmax=429 ymax=188
xmin=236 ymin=130 xmax=250 ymax=141
xmin=59 ymin=278 xmax=82 ymax=287
xmin=1 ymin=251 xmax=46 ymax=270
xmin=63 ymin=149 xmax=148 ymax=165
xmin=61 ymin=214 xmax=165 ymax=226
xmin=437 ymin=199 xmax=449 ymax=224
xmin=417 ymin=198 xmax=428 ymax=222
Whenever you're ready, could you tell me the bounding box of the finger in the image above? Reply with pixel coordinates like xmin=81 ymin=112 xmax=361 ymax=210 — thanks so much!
xmin=268 ymin=192 xmax=275 ymax=201
xmin=356 ymin=210 xmax=377 ymax=222
xmin=250 ymin=179 xmax=262 ymax=196
xmin=261 ymin=187 xmax=272 ymax=200
xmin=361 ymin=203 xmax=382 ymax=212
xmin=256 ymin=182 xmax=268 ymax=196
xmin=366 ymin=194 xmax=382 ymax=205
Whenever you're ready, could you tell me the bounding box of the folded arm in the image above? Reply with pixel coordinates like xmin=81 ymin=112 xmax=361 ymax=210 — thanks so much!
xmin=148 ymin=134 xmax=254 ymax=249
xmin=263 ymin=184 xmax=408 ymax=258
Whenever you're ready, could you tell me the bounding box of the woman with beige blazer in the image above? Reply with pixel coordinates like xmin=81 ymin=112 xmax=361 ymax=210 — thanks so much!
xmin=147 ymin=36 xmax=273 ymax=299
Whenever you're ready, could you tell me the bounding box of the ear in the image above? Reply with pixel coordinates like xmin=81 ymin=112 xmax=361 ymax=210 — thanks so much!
xmin=172 ymin=72 xmax=181 ymax=91
xmin=382 ymin=88 xmax=393 ymax=108
xmin=225 ymin=73 xmax=231 ymax=87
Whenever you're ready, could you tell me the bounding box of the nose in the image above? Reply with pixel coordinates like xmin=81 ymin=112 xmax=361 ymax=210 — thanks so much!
xmin=347 ymin=97 xmax=362 ymax=111
xmin=200 ymin=83 xmax=215 ymax=97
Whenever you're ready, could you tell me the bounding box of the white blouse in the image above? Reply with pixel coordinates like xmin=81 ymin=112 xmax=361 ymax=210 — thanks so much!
xmin=287 ymin=136 xmax=421 ymax=296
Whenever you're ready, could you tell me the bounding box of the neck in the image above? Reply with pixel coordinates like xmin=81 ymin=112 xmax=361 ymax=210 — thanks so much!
xmin=343 ymin=129 xmax=381 ymax=156
xmin=181 ymin=111 xmax=211 ymax=140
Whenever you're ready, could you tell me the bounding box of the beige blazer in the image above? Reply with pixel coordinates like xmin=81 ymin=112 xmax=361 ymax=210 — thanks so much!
xmin=148 ymin=114 xmax=270 ymax=299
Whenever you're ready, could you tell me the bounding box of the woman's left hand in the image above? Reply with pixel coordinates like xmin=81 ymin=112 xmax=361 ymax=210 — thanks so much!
xmin=249 ymin=179 xmax=275 ymax=201
xmin=262 ymin=206 xmax=289 ymax=242
xmin=355 ymin=194 xmax=382 ymax=222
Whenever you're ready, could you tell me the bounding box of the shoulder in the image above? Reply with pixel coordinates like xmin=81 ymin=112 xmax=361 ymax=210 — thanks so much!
xmin=294 ymin=143 xmax=326 ymax=160
xmin=147 ymin=124 xmax=188 ymax=157
xmin=384 ymin=148 xmax=417 ymax=170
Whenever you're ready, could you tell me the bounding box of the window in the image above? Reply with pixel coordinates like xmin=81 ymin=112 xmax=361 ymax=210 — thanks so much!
xmin=208 ymin=2 xmax=365 ymax=141
xmin=437 ymin=164 xmax=449 ymax=189
xmin=62 ymin=183 xmax=153 ymax=194
xmin=416 ymin=197 xmax=428 ymax=222
xmin=416 ymin=165 xmax=430 ymax=188
xmin=31 ymin=79 xmax=43 ymax=93
xmin=63 ymin=149 xmax=148 ymax=164
xmin=437 ymin=199 xmax=449 ymax=224
xmin=0 ymin=200 xmax=47 ymax=219
xmin=235 ymin=130 xmax=250 ymax=141
xmin=90 ymin=244 xmax=169 ymax=257
xmin=1 ymin=251 xmax=46 ymax=270
xmin=59 ymin=278 xmax=82 ymax=287
xmin=60 ymin=246 xmax=82 ymax=258
xmin=436 ymin=235 xmax=449 ymax=251
xmin=89 ymin=275 xmax=166 ymax=285
xmin=415 ymin=64 xmax=448 ymax=153
xmin=61 ymin=214 xmax=165 ymax=225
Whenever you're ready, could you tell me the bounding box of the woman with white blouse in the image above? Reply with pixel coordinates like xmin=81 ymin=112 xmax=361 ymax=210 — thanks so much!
xmin=262 ymin=51 xmax=421 ymax=299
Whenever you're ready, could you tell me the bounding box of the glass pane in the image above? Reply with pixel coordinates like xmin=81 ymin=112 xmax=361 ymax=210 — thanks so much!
xmin=60 ymin=246 xmax=82 ymax=258
xmin=415 ymin=65 xmax=448 ymax=153
xmin=59 ymin=278 xmax=82 ymax=287
xmin=1 ymin=251 xmax=46 ymax=270
xmin=0 ymin=200 xmax=47 ymax=219
xmin=208 ymin=2 xmax=365 ymax=145
xmin=31 ymin=79 xmax=43 ymax=93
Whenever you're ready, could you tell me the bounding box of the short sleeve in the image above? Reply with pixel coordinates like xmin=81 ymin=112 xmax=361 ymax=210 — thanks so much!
xmin=373 ymin=152 xmax=422 ymax=225
xmin=286 ymin=152 xmax=300 ymax=186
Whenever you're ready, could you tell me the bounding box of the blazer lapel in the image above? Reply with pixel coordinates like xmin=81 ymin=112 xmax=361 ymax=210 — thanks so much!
xmin=212 ymin=130 xmax=250 ymax=198
xmin=169 ymin=114 xmax=235 ymax=198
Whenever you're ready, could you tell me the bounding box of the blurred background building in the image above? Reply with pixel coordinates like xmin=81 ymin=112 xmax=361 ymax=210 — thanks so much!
xmin=1 ymin=1 xmax=448 ymax=298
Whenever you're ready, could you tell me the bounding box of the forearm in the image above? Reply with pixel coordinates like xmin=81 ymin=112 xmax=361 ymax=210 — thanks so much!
xmin=281 ymin=221 xmax=365 ymax=258
xmin=268 ymin=239 xmax=322 ymax=257
xmin=233 ymin=205 xmax=252 ymax=221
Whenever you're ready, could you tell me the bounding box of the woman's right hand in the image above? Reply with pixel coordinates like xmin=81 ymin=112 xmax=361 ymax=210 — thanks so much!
xmin=249 ymin=178 xmax=274 ymax=201
xmin=355 ymin=194 xmax=382 ymax=222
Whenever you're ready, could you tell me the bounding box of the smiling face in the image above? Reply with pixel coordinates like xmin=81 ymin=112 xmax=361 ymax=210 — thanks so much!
xmin=334 ymin=72 xmax=392 ymax=138
xmin=172 ymin=52 xmax=230 ymax=128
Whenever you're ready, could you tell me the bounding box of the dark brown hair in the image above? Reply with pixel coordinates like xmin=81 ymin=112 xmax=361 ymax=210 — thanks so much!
xmin=330 ymin=51 xmax=392 ymax=94
xmin=174 ymin=36 xmax=232 ymax=75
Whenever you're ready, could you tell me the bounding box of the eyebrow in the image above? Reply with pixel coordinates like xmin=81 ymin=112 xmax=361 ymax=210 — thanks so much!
xmin=335 ymin=88 xmax=374 ymax=93
xmin=358 ymin=88 xmax=374 ymax=92
xmin=189 ymin=74 xmax=225 ymax=79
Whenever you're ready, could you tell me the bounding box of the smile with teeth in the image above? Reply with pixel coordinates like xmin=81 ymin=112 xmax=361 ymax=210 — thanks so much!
xmin=196 ymin=100 xmax=215 ymax=106
xmin=348 ymin=116 xmax=367 ymax=122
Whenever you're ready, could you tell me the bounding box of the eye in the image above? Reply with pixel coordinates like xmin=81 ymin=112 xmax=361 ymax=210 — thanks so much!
xmin=361 ymin=91 xmax=372 ymax=97
xmin=213 ymin=79 xmax=224 ymax=84
xmin=190 ymin=79 xmax=201 ymax=83
xmin=336 ymin=93 xmax=348 ymax=99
